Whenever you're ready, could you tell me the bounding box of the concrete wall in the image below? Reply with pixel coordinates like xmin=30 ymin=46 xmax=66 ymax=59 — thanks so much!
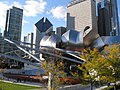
xmin=67 ymin=0 xmax=97 ymax=32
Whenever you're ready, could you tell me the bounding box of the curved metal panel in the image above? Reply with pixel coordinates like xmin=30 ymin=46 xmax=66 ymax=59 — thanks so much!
xmin=62 ymin=29 xmax=84 ymax=46
xmin=40 ymin=35 xmax=60 ymax=48
xmin=101 ymin=36 xmax=120 ymax=45
xmin=91 ymin=37 xmax=105 ymax=49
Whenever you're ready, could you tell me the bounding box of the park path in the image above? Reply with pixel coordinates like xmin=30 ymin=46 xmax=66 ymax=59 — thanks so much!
xmin=1 ymin=73 xmax=117 ymax=90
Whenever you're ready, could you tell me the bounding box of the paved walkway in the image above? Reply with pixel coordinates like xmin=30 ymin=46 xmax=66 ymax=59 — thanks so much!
xmin=95 ymin=86 xmax=108 ymax=90
xmin=95 ymin=81 xmax=120 ymax=90
xmin=1 ymin=79 xmax=109 ymax=90
xmin=1 ymin=73 xmax=119 ymax=90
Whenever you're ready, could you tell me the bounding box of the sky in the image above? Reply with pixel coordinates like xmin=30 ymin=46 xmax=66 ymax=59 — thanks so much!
xmin=0 ymin=0 xmax=120 ymax=41
xmin=0 ymin=0 xmax=70 ymax=41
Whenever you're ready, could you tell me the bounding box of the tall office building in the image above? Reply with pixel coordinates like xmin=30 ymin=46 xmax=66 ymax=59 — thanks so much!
xmin=23 ymin=33 xmax=34 ymax=54
xmin=97 ymin=0 xmax=112 ymax=36
xmin=23 ymin=36 xmax=27 ymax=44
xmin=4 ymin=6 xmax=23 ymax=44
xmin=110 ymin=0 xmax=119 ymax=36
xmin=0 ymin=30 xmax=4 ymax=53
xmin=67 ymin=0 xmax=98 ymax=32
xmin=3 ymin=6 xmax=23 ymax=68
xmin=28 ymin=32 xmax=34 ymax=53
xmin=56 ymin=27 xmax=66 ymax=37
xmin=34 ymin=17 xmax=53 ymax=56
xmin=67 ymin=0 xmax=98 ymax=46
xmin=97 ymin=0 xmax=119 ymax=36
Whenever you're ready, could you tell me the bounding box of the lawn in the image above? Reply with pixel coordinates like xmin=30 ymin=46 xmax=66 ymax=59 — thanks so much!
xmin=0 ymin=81 xmax=43 ymax=90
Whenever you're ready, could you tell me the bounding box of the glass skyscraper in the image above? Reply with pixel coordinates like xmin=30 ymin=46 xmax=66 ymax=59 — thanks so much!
xmin=97 ymin=0 xmax=112 ymax=36
xmin=4 ymin=6 xmax=23 ymax=44
xmin=110 ymin=0 xmax=119 ymax=36
xmin=3 ymin=6 xmax=23 ymax=68
xmin=97 ymin=0 xmax=119 ymax=36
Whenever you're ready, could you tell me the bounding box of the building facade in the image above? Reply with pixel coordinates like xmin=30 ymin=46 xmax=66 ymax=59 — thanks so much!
xmin=56 ymin=27 xmax=66 ymax=37
xmin=67 ymin=0 xmax=98 ymax=32
xmin=97 ymin=0 xmax=112 ymax=36
xmin=0 ymin=30 xmax=4 ymax=53
xmin=4 ymin=6 xmax=23 ymax=44
xmin=97 ymin=0 xmax=119 ymax=36
xmin=110 ymin=0 xmax=120 ymax=36
xmin=34 ymin=17 xmax=53 ymax=57
xmin=67 ymin=0 xmax=98 ymax=46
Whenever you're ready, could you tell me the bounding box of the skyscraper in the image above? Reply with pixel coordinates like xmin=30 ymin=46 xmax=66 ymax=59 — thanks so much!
xmin=97 ymin=0 xmax=112 ymax=36
xmin=4 ymin=6 xmax=23 ymax=44
xmin=34 ymin=17 xmax=53 ymax=56
xmin=3 ymin=6 xmax=23 ymax=68
xmin=110 ymin=0 xmax=120 ymax=36
xmin=28 ymin=32 xmax=34 ymax=53
xmin=67 ymin=0 xmax=98 ymax=46
xmin=67 ymin=0 xmax=98 ymax=32
xmin=0 ymin=29 xmax=4 ymax=53
xmin=56 ymin=27 xmax=66 ymax=37
xmin=97 ymin=0 xmax=119 ymax=36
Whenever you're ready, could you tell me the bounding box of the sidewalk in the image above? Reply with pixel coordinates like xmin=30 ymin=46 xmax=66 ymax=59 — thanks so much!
xmin=95 ymin=81 xmax=120 ymax=90
xmin=95 ymin=86 xmax=108 ymax=90
xmin=0 ymin=79 xmax=109 ymax=90
xmin=1 ymin=73 xmax=120 ymax=90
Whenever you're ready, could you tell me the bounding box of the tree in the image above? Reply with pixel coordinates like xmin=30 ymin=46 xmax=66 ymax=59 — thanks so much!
xmin=102 ymin=45 xmax=120 ymax=90
xmin=77 ymin=48 xmax=100 ymax=90
xmin=42 ymin=58 xmax=66 ymax=90
xmin=71 ymin=45 xmax=120 ymax=90
xmin=77 ymin=48 xmax=109 ymax=90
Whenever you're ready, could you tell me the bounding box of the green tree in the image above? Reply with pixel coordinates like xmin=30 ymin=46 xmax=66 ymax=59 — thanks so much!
xmin=78 ymin=48 xmax=101 ymax=90
xmin=77 ymin=48 xmax=109 ymax=90
xmin=42 ymin=59 xmax=66 ymax=90
xmin=102 ymin=45 xmax=120 ymax=90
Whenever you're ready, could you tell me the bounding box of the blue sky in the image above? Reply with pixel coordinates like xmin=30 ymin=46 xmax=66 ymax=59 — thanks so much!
xmin=0 ymin=0 xmax=120 ymax=41
xmin=0 ymin=0 xmax=69 ymax=40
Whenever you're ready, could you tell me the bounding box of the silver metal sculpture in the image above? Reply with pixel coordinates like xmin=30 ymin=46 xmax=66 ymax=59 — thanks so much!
xmin=62 ymin=29 xmax=84 ymax=46
xmin=40 ymin=35 xmax=60 ymax=48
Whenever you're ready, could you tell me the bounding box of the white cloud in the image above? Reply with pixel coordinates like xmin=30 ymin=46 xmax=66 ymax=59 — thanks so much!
xmin=49 ymin=6 xmax=66 ymax=20
xmin=0 ymin=2 xmax=10 ymax=30
xmin=0 ymin=1 xmax=23 ymax=31
xmin=23 ymin=19 xmax=29 ymax=26
xmin=23 ymin=0 xmax=47 ymax=17
xmin=0 ymin=0 xmax=47 ymax=32
xmin=12 ymin=2 xmax=23 ymax=9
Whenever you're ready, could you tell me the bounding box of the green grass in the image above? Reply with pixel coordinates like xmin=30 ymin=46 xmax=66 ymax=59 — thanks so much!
xmin=0 ymin=81 xmax=43 ymax=90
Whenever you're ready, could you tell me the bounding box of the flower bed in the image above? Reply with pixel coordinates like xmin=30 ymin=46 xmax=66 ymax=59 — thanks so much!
xmin=3 ymin=73 xmax=81 ymax=85
xmin=60 ymin=77 xmax=81 ymax=85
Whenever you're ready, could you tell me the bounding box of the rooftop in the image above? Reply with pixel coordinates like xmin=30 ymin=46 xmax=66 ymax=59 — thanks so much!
xmin=67 ymin=0 xmax=87 ymax=7
xmin=67 ymin=0 xmax=96 ymax=7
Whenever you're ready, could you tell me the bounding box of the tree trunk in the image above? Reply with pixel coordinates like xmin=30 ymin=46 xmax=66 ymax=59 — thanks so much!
xmin=114 ymin=76 xmax=117 ymax=90
xmin=90 ymin=80 xmax=93 ymax=90
xmin=114 ymin=82 xmax=116 ymax=90
xmin=48 ymin=72 xmax=52 ymax=90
